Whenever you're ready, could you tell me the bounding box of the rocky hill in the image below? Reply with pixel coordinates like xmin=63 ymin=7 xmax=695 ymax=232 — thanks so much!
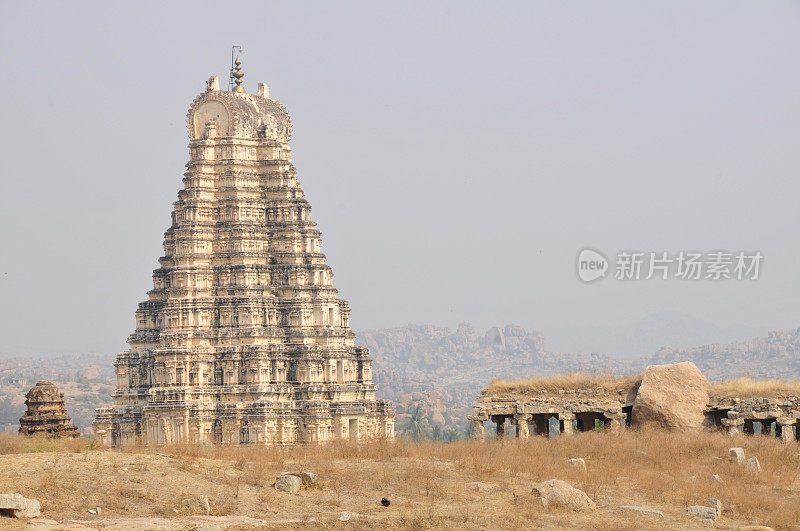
xmin=363 ymin=323 xmax=800 ymax=438
xmin=4 ymin=325 xmax=800 ymax=439
xmin=359 ymin=323 xmax=618 ymax=437
xmin=648 ymin=328 xmax=800 ymax=381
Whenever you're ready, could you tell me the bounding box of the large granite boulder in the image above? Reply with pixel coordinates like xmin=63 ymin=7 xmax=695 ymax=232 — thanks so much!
xmin=274 ymin=474 xmax=302 ymax=494
xmin=531 ymin=479 xmax=596 ymax=511
xmin=631 ymin=362 xmax=710 ymax=430
xmin=0 ymin=493 xmax=41 ymax=518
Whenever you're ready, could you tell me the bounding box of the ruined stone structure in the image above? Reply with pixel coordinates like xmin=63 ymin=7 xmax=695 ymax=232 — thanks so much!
xmin=93 ymin=59 xmax=394 ymax=446
xmin=19 ymin=380 xmax=80 ymax=437
xmin=470 ymin=367 xmax=800 ymax=442
xmin=714 ymin=397 xmax=800 ymax=442
xmin=469 ymin=382 xmax=633 ymax=439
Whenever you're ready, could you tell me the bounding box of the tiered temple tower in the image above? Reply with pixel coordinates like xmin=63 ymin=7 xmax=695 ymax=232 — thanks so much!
xmin=93 ymin=59 xmax=394 ymax=446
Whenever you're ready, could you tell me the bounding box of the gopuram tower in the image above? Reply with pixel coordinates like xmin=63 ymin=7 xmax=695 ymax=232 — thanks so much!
xmin=93 ymin=58 xmax=394 ymax=446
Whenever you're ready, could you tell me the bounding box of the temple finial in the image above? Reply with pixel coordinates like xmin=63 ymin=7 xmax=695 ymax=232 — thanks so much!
xmin=232 ymin=55 xmax=245 ymax=93
xmin=228 ymin=45 xmax=244 ymax=93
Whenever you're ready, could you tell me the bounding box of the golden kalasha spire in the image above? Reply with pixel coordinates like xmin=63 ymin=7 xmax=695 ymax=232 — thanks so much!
xmin=232 ymin=55 xmax=245 ymax=93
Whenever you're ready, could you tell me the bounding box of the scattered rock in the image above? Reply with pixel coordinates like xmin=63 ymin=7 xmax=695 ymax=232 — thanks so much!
xmin=746 ymin=456 xmax=761 ymax=473
xmin=274 ymin=474 xmax=302 ymax=494
xmin=567 ymin=458 xmax=587 ymax=472
xmin=467 ymin=482 xmax=498 ymax=492
xmin=381 ymin=498 xmax=390 ymax=507
xmin=711 ymin=474 xmax=723 ymax=483
xmin=182 ymin=495 xmax=211 ymax=515
xmin=299 ymin=471 xmax=318 ymax=485
xmin=531 ymin=479 xmax=596 ymax=511
xmin=705 ymin=498 xmax=722 ymax=519
xmin=431 ymin=412 xmax=446 ymax=425
xmin=339 ymin=511 xmax=351 ymax=521
xmin=631 ymin=362 xmax=711 ymax=430
xmin=619 ymin=505 xmax=664 ymax=517
xmin=88 ymin=509 xmax=96 ymax=515
xmin=0 ymin=493 xmax=41 ymax=518
xmin=688 ymin=505 xmax=718 ymax=520
xmin=729 ymin=447 xmax=746 ymax=463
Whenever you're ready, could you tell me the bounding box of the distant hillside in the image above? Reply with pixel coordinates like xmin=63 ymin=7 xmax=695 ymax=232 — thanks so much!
xmin=362 ymin=323 xmax=800 ymax=438
xmin=0 ymin=354 xmax=115 ymax=434
xmin=358 ymin=323 xmax=618 ymax=437
xmin=3 ymin=324 xmax=800 ymax=439
xmin=649 ymin=328 xmax=800 ymax=381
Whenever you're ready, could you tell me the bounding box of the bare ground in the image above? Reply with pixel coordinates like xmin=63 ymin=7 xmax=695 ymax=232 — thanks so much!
xmin=0 ymin=430 xmax=795 ymax=530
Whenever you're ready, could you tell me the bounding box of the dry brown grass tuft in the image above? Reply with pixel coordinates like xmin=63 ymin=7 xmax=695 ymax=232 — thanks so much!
xmin=0 ymin=433 xmax=93 ymax=455
xmin=710 ymin=377 xmax=800 ymax=399
xmin=486 ymin=372 xmax=800 ymax=402
xmin=486 ymin=372 xmax=642 ymax=398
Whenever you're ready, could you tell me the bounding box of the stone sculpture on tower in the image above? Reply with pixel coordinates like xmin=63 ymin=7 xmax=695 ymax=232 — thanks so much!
xmin=93 ymin=58 xmax=394 ymax=446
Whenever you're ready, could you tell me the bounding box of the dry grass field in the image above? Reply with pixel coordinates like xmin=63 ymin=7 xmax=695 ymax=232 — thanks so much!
xmin=486 ymin=373 xmax=642 ymax=397
xmin=709 ymin=377 xmax=800 ymax=400
xmin=0 ymin=429 xmax=796 ymax=529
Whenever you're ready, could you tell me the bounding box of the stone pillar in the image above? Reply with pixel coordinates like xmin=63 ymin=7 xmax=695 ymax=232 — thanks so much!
xmin=603 ymin=413 xmax=626 ymax=433
xmin=721 ymin=418 xmax=744 ymax=436
xmin=777 ymin=417 xmax=795 ymax=443
xmin=472 ymin=420 xmax=485 ymax=441
xmin=722 ymin=411 xmax=744 ymax=436
xmin=514 ymin=414 xmax=530 ymax=439
xmin=160 ymin=417 xmax=170 ymax=444
xmin=184 ymin=415 xmax=191 ymax=443
xmin=559 ymin=413 xmax=575 ymax=435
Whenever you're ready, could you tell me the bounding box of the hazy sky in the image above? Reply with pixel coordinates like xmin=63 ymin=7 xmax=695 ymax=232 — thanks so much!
xmin=1 ymin=2 xmax=799 ymax=358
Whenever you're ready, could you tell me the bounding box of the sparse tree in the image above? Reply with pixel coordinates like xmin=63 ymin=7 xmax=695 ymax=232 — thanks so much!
xmin=408 ymin=405 xmax=429 ymax=441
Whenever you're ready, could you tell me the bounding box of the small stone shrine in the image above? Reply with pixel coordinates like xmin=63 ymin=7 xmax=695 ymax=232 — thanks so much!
xmin=19 ymin=380 xmax=80 ymax=437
